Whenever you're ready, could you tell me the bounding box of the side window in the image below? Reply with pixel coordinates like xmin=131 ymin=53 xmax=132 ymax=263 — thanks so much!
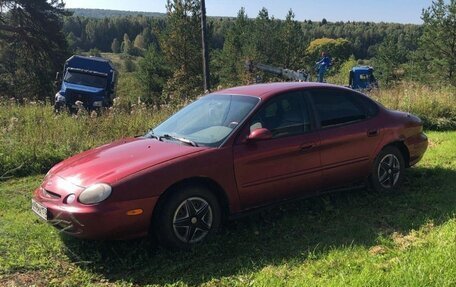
xmin=249 ymin=92 xmax=310 ymax=138
xmin=310 ymin=89 xmax=368 ymax=128
xmin=358 ymin=93 xmax=379 ymax=118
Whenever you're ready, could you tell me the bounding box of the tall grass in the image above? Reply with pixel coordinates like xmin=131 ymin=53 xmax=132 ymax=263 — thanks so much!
xmin=1 ymin=83 xmax=455 ymax=179
xmin=0 ymin=103 xmax=171 ymax=178
xmin=369 ymin=82 xmax=456 ymax=130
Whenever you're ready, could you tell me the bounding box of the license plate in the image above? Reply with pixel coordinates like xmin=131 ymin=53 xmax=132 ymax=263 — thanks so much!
xmin=32 ymin=199 xmax=47 ymax=220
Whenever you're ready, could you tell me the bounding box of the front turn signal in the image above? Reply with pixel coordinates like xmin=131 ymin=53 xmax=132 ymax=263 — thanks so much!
xmin=126 ymin=209 xmax=143 ymax=216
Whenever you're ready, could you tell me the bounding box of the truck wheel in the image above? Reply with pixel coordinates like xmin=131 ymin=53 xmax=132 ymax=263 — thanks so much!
xmin=155 ymin=185 xmax=221 ymax=250
xmin=370 ymin=146 xmax=405 ymax=192
xmin=53 ymin=102 xmax=64 ymax=113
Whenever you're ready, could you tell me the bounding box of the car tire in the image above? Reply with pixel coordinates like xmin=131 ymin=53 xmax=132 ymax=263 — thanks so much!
xmin=155 ymin=185 xmax=221 ymax=250
xmin=370 ymin=146 xmax=405 ymax=193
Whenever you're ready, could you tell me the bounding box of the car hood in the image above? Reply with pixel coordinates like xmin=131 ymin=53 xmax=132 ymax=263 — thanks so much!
xmin=47 ymin=137 xmax=206 ymax=187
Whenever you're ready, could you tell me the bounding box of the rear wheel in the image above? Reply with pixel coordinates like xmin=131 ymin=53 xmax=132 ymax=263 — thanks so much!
xmin=370 ymin=146 xmax=405 ymax=192
xmin=155 ymin=185 xmax=221 ymax=249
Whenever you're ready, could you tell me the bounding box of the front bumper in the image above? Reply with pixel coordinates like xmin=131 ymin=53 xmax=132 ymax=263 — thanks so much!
xmin=32 ymin=188 xmax=158 ymax=240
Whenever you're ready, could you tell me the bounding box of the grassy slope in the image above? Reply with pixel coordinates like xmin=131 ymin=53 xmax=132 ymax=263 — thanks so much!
xmin=0 ymin=104 xmax=171 ymax=178
xmin=0 ymin=131 xmax=455 ymax=286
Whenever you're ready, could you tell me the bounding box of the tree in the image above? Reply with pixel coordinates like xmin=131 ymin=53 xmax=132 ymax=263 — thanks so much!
xmin=306 ymin=38 xmax=352 ymax=72
xmin=415 ymin=0 xmax=456 ymax=85
xmin=161 ymin=0 xmax=203 ymax=101
xmin=0 ymin=0 xmax=69 ymax=101
xmin=123 ymin=58 xmax=136 ymax=72
xmin=66 ymin=32 xmax=79 ymax=51
xmin=134 ymin=34 xmax=146 ymax=50
xmin=111 ymin=38 xmax=120 ymax=53
xmin=136 ymin=47 xmax=170 ymax=108
xmin=121 ymin=33 xmax=133 ymax=55
xmin=218 ymin=7 xmax=251 ymax=85
xmin=373 ymin=35 xmax=408 ymax=85
xmin=142 ymin=27 xmax=156 ymax=48
xmin=251 ymin=8 xmax=281 ymax=65
xmin=280 ymin=9 xmax=306 ymax=70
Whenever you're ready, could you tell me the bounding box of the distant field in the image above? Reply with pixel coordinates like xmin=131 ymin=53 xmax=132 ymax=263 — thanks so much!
xmin=0 ymin=131 xmax=455 ymax=286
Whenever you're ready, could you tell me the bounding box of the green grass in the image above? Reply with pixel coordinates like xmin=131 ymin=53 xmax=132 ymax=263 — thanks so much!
xmin=369 ymin=83 xmax=456 ymax=131
xmin=2 ymin=83 xmax=456 ymax=179
xmin=0 ymin=131 xmax=455 ymax=286
xmin=0 ymin=103 xmax=172 ymax=178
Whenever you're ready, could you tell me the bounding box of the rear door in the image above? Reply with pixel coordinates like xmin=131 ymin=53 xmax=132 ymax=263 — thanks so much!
xmin=233 ymin=91 xmax=321 ymax=209
xmin=308 ymin=88 xmax=383 ymax=190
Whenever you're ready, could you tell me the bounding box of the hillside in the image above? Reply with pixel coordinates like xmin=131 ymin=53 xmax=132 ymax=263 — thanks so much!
xmin=68 ymin=8 xmax=166 ymax=18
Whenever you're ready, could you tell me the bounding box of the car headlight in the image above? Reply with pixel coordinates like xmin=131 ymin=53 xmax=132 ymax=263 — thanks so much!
xmin=55 ymin=92 xmax=66 ymax=103
xmin=78 ymin=183 xmax=112 ymax=204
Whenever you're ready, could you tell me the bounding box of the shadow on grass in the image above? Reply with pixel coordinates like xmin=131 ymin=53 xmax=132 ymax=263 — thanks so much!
xmin=61 ymin=166 xmax=456 ymax=286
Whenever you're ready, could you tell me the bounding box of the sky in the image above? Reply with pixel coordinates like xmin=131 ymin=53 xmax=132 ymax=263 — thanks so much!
xmin=64 ymin=0 xmax=437 ymax=24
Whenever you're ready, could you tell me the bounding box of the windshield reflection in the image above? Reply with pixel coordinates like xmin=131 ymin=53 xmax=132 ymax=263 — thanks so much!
xmin=150 ymin=94 xmax=259 ymax=147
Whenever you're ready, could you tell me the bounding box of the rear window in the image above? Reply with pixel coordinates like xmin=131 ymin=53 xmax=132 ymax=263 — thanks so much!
xmin=310 ymin=89 xmax=377 ymax=128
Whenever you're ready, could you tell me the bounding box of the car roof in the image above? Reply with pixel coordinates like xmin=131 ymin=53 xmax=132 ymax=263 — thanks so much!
xmin=352 ymin=66 xmax=373 ymax=72
xmin=215 ymin=82 xmax=355 ymax=100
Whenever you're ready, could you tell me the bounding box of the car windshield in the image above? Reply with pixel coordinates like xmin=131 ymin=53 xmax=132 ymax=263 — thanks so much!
xmin=64 ymin=71 xmax=107 ymax=88
xmin=150 ymin=94 xmax=259 ymax=147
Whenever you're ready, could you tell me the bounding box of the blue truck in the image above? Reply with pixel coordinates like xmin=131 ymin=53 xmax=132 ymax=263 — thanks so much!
xmin=54 ymin=55 xmax=117 ymax=112
xmin=348 ymin=66 xmax=378 ymax=90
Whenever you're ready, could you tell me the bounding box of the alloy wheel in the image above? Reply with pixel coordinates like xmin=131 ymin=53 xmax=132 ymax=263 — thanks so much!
xmin=377 ymin=154 xmax=401 ymax=189
xmin=172 ymin=197 xmax=213 ymax=243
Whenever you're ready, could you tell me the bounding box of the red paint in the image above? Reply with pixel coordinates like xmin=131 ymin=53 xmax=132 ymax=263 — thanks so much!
xmin=32 ymin=83 xmax=428 ymax=239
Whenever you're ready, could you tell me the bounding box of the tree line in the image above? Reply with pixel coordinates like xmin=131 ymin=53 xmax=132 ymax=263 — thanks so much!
xmin=1 ymin=0 xmax=455 ymax=104
xmin=63 ymin=11 xmax=421 ymax=62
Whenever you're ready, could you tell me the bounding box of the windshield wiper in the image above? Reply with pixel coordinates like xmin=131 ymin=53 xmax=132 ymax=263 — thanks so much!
xmin=161 ymin=134 xmax=199 ymax=147
xmin=145 ymin=131 xmax=198 ymax=147
xmin=145 ymin=130 xmax=160 ymax=140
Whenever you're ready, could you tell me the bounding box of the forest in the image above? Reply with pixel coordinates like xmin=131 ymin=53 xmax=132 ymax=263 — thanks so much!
xmin=0 ymin=0 xmax=455 ymax=106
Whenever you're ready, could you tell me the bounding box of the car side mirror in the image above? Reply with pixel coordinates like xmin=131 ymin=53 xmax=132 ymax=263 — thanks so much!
xmin=247 ymin=128 xmax=272 ymax=141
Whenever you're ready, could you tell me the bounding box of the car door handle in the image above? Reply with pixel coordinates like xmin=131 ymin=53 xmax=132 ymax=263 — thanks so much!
xmin=299 ymin=143 xmax=315 ymax=152
xmin=367 ymin=129 xmax=379 ymax=137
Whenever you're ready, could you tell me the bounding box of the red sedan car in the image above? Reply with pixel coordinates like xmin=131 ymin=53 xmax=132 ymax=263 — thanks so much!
xmin=32 ymin=82 xmax=428 ymax=249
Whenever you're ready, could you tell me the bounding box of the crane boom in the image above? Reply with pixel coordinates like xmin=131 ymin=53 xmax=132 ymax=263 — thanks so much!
xmin=245 ymin=60 xmax=309 ymax=82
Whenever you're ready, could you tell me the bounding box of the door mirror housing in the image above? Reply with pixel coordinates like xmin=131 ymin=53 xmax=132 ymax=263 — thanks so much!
xmin=247 ymin=128 xmax=272 ymax=141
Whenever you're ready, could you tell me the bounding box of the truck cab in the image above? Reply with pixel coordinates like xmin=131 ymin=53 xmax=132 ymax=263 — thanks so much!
xmin=349 ymin=66 xmax=378 ymax=90
xmin=55 ymin=55 xmax=117 ymax=112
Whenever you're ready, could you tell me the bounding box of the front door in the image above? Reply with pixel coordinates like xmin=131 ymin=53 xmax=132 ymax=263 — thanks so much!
xmin=233 ymin=91 xmax=322 ymax=209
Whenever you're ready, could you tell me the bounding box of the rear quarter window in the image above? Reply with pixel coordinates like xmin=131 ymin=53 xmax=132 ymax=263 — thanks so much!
xmin=357 ymin=92 xmax=379 ymax=118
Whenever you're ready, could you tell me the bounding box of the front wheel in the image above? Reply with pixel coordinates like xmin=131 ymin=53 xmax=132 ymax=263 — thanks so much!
xmin=370 ymin=146 xmax=405 ymax=192
xmin=155 ymin=185 xmax=221 ymax=250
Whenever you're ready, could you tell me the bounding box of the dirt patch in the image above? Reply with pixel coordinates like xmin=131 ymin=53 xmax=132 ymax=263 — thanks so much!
xmin=0 ymin=271 xmax=49 ymax=287
xmin=369 ymin=245 xmax=387 ymax=255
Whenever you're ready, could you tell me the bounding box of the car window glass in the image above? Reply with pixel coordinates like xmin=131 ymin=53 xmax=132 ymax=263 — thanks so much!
xmin=153 ymin=95 xmax=259 ymax=147
xmin=358 ymin=93 xmax=379 ymax=117
xmin=311 ymin=89 xmax=367 ymax=127
xmin=249 ymin=92 xmax=310 ymax=138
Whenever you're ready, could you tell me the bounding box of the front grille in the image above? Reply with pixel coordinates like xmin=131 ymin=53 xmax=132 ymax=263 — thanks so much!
xmin=67 ymin=93 xmax=93 ymax=105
